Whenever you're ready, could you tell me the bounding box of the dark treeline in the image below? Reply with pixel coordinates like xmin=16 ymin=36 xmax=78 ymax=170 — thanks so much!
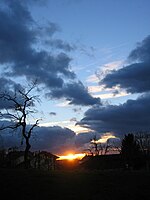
xmin=121 ymin=133 xmax=150 ymax=170
xmin=0 ymin=132 xmax=150 ymax=171
xmin=81 ymin=132 xmax=150 ymax=171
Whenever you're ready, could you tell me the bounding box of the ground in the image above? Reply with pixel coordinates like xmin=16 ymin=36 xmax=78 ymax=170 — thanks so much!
xmin=0 ymin=169 xmax=150 ymax=200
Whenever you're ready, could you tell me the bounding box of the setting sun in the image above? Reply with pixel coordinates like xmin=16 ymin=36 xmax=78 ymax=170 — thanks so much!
xmin=57 ymin=153 xmax=86 ymax=161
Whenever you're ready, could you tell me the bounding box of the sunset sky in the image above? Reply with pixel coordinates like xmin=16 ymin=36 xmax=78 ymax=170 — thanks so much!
xmin=0 ymin=0 xmax=150 ymax=155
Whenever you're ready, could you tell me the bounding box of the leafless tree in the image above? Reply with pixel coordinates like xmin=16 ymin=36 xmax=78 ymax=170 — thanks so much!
xmin=135 ymin=132 xmax=150 ymax=170
xmin=0 ymin=82 xmax=40 ymax=168
xmin=135 ymin=132 xmax=150 ymax=154
xmin=91 ymin=135 xmax=100 ymax=155
xmin=85 ymin=135 xmax=113 ymax=156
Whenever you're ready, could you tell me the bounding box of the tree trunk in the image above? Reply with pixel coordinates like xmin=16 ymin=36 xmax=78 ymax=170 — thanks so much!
xmin=24 ymin=138 xmax=31 ymax=169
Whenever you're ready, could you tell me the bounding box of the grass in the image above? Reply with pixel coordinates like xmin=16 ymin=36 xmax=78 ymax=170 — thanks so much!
xmin=0 ymin=169 xmax=150 ymax=200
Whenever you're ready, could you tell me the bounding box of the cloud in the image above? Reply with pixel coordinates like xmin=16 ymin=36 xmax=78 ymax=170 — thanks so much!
xmin=0 ymin=0 xmax=98 ymax=106
xmin=79 ymin=93 xmax=150 ymax=137
xmin=32 ymin=126 xmax=76 ymax=153
xmin=75 ymin=132 xmax=94 ymax=148
xmin=101 ymin=62 xmax=150 ymax=94
xmin=0 ymin=77 xmax=24 ymax=109
xmin=49 ymin=112 xmax=56 ymax=116
xmin=97 ymin=60 xmax=123 ymax=82
xmin=93 ymin=91 xmax=129 ymax=100
xmin=47 ymin=81 xmax=101 ymax=106
xmin=0 ymin=121 xmax=119 ymax=154
xmin=101 ymin=35 xmax=150 ymax=94
xmin=37 ymin=21 xmax=61 ymax=38
xmin=74 ymin=132 xmax=118 ymax=151
xmin=88 ymin=81 xmax=129 ymax=101
xmin=0 ymin=124 xmax=76 ymax=154
xmin=55 ymin=100 xmax=71 ymax=107
xmin=79 ymin=45 xmax=96 ymax=58
xmin=0 ymin=1 xmax=72 ymax=84
xmin=73 ymin=107 xmax=82 ymax=113
xmin=0 ymin=123 xmax=96 ymax=154
xmin=45 ymin=39 xmax=76 ymax=52
xmin=86 ymin=74 xmax=99 ymax=83
xmin=88 ymin=85 xmax=104 ymax=93
xmin=70 ymin=117 xmax=77 ymax=122
xmin=128 ymin=35 xmax=150 ymax=62
xmin=67 ymin=124 xmax=93 ymax=134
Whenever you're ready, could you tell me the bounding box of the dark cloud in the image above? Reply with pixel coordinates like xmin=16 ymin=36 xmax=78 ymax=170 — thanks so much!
xmin=49 ymin=112 xmax=56 ymax=116
xmin=70 ymin=117 xmax=77 ymax=122
xmin=0 ymin=78 xmax=23 ymax=109
xmin=0 ymin=121 xmax=116 ymax=154
xmin=128 ymin=35 xmax=150 ymax=62
xmin=89 ymin=35 xmax=150 ymax=136
xmin=75 ymin=132 xmax=94 ymax=147
xmin=0 ymin=0 xmax=98 ymax=106
xmin=79 ymin=93 xmax=150 ymax=137
xmin=32 ymin=126 xmax=76 ymax=153
xmin=0 ymin=1 xmax=73 ymax=84
xmin=101 ymin=62 xmax=150 ymax=93
xmin=101 ymin=35 xmax=150 ymax=94
xmin=48 ymin=81 xmax=101 ymax=106
xmin=0 ymin=77 xmax=22 ymax=93
xmin=0 ymin=124 xmax=76 ymax=154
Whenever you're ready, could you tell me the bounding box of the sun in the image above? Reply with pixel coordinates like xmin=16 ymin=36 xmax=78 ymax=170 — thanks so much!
xmin=57 ymin=153 xmax=85 ymax=161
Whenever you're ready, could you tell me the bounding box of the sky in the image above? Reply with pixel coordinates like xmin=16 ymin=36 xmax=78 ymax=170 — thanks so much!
xmin=0 ymin=0 xmax=150 ymax=155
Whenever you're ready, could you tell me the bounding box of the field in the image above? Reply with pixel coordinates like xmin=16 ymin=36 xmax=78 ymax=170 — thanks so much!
xmin=0 ymin=169 xmax=150 ymax=200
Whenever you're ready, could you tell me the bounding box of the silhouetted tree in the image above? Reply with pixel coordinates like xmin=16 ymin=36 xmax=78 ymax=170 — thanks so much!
xmin=135 ymin=132 xmax=150 ymax=170
xmin=135 ymin=132 xmax=150 ymax=154
xmin=121 ymin=133 xmax=141 ymax=169
xmin=91 ymin=135 xmax=100 ymax=155
xmin=0 ymin=82 xmax=40 ymax=168
xmin=85 ymin=135 xmax=112 ymax=156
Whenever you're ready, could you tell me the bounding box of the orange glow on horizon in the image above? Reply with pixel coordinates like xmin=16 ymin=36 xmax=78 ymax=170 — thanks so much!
xmin=57 ymin=153 xmax=86 ymax=161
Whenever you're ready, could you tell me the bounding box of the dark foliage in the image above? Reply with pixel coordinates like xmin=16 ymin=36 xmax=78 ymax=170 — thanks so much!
xmin=121 ymin=134 xmax=144 ymax=169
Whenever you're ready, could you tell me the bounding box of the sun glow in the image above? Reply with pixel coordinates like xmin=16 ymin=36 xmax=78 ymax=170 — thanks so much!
xmin=57 ymin=153 xmax=86 ymax=161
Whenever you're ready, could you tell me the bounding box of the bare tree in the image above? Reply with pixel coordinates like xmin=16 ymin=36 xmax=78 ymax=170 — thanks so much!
xmin=85 ymin=135 xmax=112 ymax=156
xmin=0 ymin=82 xmax=40 ymax=168
xmin=135 ymin=132 xmax=150 ymax=170
xmin=135 ymin=132 xmax=150 ymax=154
xmin=91 ymin=135 xmax=100 ymax=155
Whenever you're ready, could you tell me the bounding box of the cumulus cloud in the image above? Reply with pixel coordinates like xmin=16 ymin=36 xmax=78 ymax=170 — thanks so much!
xmin=0 ymin=1 xmax=74 ymax=85
xmin=0 ymin=121 xmax=119 ymax=154
xmin=32 ymin=126 xmax=76 ymax=153
xmin=101 ymin=35 xmax=150 ymax=94
xmin=0 ymin=77 xmax=24 ymax=109
xmin=92 ymin=36 xmax=150 ymax=137
xmin=128 ymin=35 xmax=150 ymax=62
xmin=79 ymin=93 xmax=150 ymax=137
xmin=101 ymin=62 xmax=150 ymax=94
xmin=0 ymin=124 xmax=76 ymax=154
xmin=0 ymin=0 xmax=100 ymax=106
xmin=0 ymin=124 xmax=98 ymax=154
xmin=75 ymin=132 xmax=94 ymax=148
xmin=48 ymin=81 xmax=101 ymax=106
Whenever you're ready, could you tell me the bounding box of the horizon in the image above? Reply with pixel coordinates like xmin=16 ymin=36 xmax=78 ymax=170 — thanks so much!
xmin=0 ymin=0 xmax=150 ymax=155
